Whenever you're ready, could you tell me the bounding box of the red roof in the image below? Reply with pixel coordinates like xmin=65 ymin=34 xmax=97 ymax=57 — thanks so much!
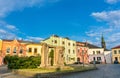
xmin=112 ymin=45 xmax=120 ymax=49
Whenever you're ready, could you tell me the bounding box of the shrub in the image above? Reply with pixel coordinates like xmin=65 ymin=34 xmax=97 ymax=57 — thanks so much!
xmin=4 ymin=55 xmax=41 ymax=69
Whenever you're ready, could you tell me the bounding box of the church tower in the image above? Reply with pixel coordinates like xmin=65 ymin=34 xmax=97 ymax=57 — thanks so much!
xmin=101 ymin=34 xmax=106 ymax=50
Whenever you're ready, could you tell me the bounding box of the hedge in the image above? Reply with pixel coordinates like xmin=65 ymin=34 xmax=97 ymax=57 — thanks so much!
xmin=4 ymin=55 xmax=41 ymax=69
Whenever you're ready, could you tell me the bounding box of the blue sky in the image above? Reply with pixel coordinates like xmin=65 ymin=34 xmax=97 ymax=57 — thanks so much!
xmin=0 ymin=0 xmax=120 ymax=49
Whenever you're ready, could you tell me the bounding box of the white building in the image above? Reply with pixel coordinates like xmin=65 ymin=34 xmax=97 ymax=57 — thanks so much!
xmin=87 ymin=43 xmax=105 ymax=63
xmin=104 ymin=50 xmax=112 ymax=64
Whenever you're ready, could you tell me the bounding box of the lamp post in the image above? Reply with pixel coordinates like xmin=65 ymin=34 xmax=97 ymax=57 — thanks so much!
xmin=82 ymin=50 xmax=84 ymax=67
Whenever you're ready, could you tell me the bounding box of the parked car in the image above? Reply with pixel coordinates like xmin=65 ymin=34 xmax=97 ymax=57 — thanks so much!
xmin=73 ymin=61 xmax=83 ymax=64
xmin=114 ymin=60 xmax=119 ymax=64
xmin=90 ymin=61 xmax=100 ymax=64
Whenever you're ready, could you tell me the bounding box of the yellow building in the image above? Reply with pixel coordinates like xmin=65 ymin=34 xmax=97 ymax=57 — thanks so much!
xmin=41 ymin=35 xmax=77 ymax=64
xmin=0 ymin=39 xmax=2 ymax=52
xmin=26 ymin=43 xmax=42 ymax=57
xmin=112 ymin=45 xmax=120 ymax=63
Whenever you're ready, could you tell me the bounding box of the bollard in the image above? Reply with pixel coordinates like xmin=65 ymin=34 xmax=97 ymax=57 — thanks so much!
xmin=93 ymin=60 xmax=96 ymax=68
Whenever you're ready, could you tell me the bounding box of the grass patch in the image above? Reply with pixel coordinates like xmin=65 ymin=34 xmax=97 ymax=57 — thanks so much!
xmin=13 ymin=66 xmax=96 ymax=77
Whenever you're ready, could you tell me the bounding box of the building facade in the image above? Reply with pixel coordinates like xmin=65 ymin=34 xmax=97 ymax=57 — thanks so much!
xmin=0 ymin=39 xmax=27 ymax=65
xmin=0 ymin=39 xmax=3 ymax=65
xmin=41 ymin=35 xmax=77 ymax=64
xmin=87 ymin=43 xmax=105 ymax=63
xmin=76 ymin=42 xmax=89 ymax=64
xmin=2 ymin=39 xmax=27 ymax=57
xmin=26 ymin=43 xmax=42 ymax=57
xmin=112 ymin=45 xmax=120 ymax=63
xmin=101 ymin=34 xmax=112 ymax=64
xmin=104 ymin=50 xmax=112 ymax=64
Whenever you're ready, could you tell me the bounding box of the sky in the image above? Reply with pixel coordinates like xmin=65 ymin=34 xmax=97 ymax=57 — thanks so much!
xmin=0 ymin=0 xmax=120 ymax=49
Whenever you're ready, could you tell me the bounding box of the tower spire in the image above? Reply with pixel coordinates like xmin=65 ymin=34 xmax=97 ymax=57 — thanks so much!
xmin=101 ymin=34 xmax=106 ymax=50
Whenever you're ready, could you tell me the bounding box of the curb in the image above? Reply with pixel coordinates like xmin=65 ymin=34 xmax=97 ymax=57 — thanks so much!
xmin=34 ymin=67 xmax=98 ymax=78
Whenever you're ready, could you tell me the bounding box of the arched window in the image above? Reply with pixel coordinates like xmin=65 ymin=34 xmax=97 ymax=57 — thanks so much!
xmin=13 ymin=47 xmax=17 ymax=53
xmin=20 ymin=47 xmax=23 ymax=54
xmin=6 ymin=48 xmax=10 ymax=53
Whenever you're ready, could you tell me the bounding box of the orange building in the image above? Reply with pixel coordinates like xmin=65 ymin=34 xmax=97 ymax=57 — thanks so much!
xmin=0 ymin=39 xmax=27 ymax=65
xmin=0 ymin=39 xmax=3 ymax=65
xmin=76 ymin=42 xmax=89 ymax=64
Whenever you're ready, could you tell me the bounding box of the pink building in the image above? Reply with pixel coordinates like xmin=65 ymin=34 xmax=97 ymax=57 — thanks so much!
xmin=76 ymin=42 xmax=89 ymax=64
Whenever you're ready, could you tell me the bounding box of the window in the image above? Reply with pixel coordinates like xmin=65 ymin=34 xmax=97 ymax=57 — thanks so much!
xmin=97 ymin=57 xmax=101 ymax=61
xmin=34 ymin=48 xmax=37 ymax=53
xmin=6 ymin=48 xmax=10 ymax=53
xmin=71 ymin=57 xmax=75 ymax=61
xmin=20 ymin=48 xmax=23 ymax=54
xmin=78 ymin=49 xmax=79 ymax=53
xmin=73 ymin=43 xmax=74 ymax=46
xmin=77 ymin=58 xmax=80 ymax=62
xmin=52 ymin=40 xmax=53 ymax=42
xmin=69 ymin=57 xmax=70 ymax=61
xmin=68 ymin=43 xmax=70 ymax=46
xmin=82 ymin=50 xmax=84 ymax=55
xmin=54 ymin=40 xmax=57 ymax=44
xmin=115 ymin=57 xmax=118 ymax=61
xmin=114 ymin=50 xmax=117 ymax=54
xmin=19 ymin=47 xmax=23 ymax=54
xmin=73 ymin=50 xmax=75 ymax=54
xmin=68 ymin=49 xmax=70 ymax=54
xmin=28 ymin=48 xmax=32 ymax=52
xmin=93 ymin=57 xmax=96 ymax=61
xmin=96 ymin=51 xmax=100 ymax=54
xmin=119 ymin=50 xmax=120 ymax=54
xmin=13 ymin=47 xmax=17 ymax=53
xmin=62 ymin=41 xmax=65 ymax=45
xmin=93 ymin=51 xmax=95 ymax=54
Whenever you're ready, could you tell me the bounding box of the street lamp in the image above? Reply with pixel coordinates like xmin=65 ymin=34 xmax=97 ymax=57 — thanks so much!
xmin=82 ymin=50 xmax=84 ymax=67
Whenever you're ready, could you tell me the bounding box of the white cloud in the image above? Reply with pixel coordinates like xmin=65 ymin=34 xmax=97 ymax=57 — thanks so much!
xmin=0 ymin=29 xmax=16 ymax=39
xmin=0 ymin=0 xmax=59 ymax=40
xmin=87 ymin=10 xmax=120 ymax=49
xmin=0 ymin=29 xmax=6 ymax=34
xmin=105 ymin=0 xmax=120 ymax=4
xmin=6 ymin=25 xmax=18 ymax=31
xmin=0 ymin=21 xmax=19 ymax=39
xmin=26 ymin=36 xmax=44 ymax=42
xmin=91 ymin=10 xmax=120 ymax=27
xmin=86 ymin=31 xmax=100 ymax=37
xmin=0 ymin=0 xmax=60 ymax=17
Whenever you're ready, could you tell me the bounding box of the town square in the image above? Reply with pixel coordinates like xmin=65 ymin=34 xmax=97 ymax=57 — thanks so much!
xmin=0 ymin=0 xmax=120 ymax=78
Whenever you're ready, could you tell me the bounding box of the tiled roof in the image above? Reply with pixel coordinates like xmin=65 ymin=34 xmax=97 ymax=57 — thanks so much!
xmin=2 ymin=39 xmax=39 ymax=44
xmin=112 ymin=45 xmax=120 ymax=49
xmin=87 ymin=43 xmax=101 ymax=48
xmin=77 ymin=41 xmax=101 ymax=48
xmin=2 ymin=39 xmax=13 ymax=42
xmin=104 ymin=48 xmax=110 ymax=51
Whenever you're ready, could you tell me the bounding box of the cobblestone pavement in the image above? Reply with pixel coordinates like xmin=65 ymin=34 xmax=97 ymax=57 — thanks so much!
xmin=0 ymin=65 xmax=26 ymax=78
xmin=61 ymin=64 xmax=120 ymax=78
xmin=0 ymin=64 xmax=120 ymax=78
